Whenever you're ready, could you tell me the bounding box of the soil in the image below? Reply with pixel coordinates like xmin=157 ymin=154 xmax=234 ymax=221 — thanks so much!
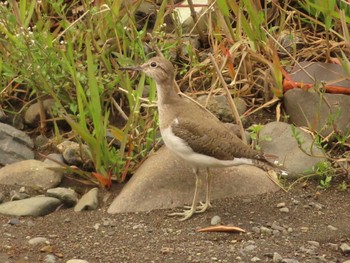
xmin=0 ymin=178 xmax=349 ymax=263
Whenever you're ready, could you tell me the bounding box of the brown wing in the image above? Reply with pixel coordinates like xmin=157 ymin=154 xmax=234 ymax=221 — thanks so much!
xmin=171 ymin=116 xmax=263 ymax=161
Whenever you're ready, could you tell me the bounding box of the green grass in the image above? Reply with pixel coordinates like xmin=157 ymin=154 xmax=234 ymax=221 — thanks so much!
xmin=0 ymin=0 xmax=349 ymax=188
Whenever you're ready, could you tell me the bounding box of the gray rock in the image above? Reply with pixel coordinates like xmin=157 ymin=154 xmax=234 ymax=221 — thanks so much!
xmin=24 ymin=98 xmax=55 ymax=126
xmin=28 ymin=237 xmax=49 ymax=245
xmin=196 ymin=95 xmax=247 ymax=123
xmin=66 ymin=259 xmax=89 ymax=263
xmin=327 ymin=225 xmax=338 ymax=231
xmin=340 ymin=243 xmax=350 ymax=254
xmin=276 ymin=202 xmax=285 ymax=208
xmin=74 ymin=188 xmax=99 ymax=212
xmin=279 ymin=207 xmax=289 ymax=213
xmin=0 ymin=122 xmax=34 ymax=165
xmin=43 ymin=254 xmax=57 ymax=263
xmin=57 ymin=141 xmax=92 ymax=167
xmin=0 ymin=196 xmax=61 ymax=217
xmin=244 ymin=244 xmax=257 ymax=252
xmin=272 ymin=252 xmax=283 ymax=262
xmin=259 ymin=122 xmax=327 ymax=176
xmin=210 ymin=215 xmax=221 ymax=225
xmin=260 ymin=226 xmax=272 ymax=235
xmin=0 ymin=159 xmax=63 ymax=190
xmin=251 ymin=256 xmax=261 ymax=262
xmin=47 ymin=187 xmax=78 ymax=207
xmin=282 ymin=259 xmax=300 ymax=263
xmin=107 ymin=146 xmax=279 ymax=214
xmin=307 ymin=241 xmax=320 ymax=248
xmin=8 ymin=218 xmax=20 ymax=225
xmin=284 ymin=89 xmax=350 ymax=137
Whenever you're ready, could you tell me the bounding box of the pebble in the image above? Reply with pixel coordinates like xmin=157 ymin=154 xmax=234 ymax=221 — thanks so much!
xmin=211 ymin=215 xmax=221 ymax=225
xmin=327 ymin=243 xmax=338 ymax=251
xmin=340 ymin=243 xmax=350 ymax=254
xmin=276 ymin=202 xmax=286 ymax=208
xmin=28 ymin=237 xmax=49 ymax=245
xmin=279 ymin=207 xmax=289 ymax=213
xmin=327 ymin=225 xmax=338 ymax=231
xmin=43 ymin=254 xmax=57 ymax=263
xmin=66 ymin=260 xmax=89 ymax=263
xmin=272 ymin=252 xmax=283 ymax=262
xmin=307 ymin=240 xmax=320 ymax=248
xmin=252 ymin=226 xmax=260 ymax=234
xmin=251 ymin=256 xmax=261 ymax=262
xmin=271 ymin=222 xmax=285 ymax=232
xmin=282 ymin=259 xmax=300 ymax=263
xmin=260 ymin=226 xmax=272 ymax=235
xmin=8 ymin=218 xmax=21 ymax=225
xmin=244 ymin=244 xmax=257 ymax=252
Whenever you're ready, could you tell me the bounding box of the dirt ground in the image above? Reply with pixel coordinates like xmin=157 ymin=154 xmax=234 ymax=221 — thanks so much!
xmin=0 ymin=179 xmax=349 ymax=263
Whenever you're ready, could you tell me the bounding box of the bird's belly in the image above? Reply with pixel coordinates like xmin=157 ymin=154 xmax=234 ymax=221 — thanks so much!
xmin=161 ymin=126 xmax=253 ymax=169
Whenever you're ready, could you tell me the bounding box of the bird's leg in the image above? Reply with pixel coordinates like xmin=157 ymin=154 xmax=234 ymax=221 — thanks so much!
xmin=194 ymin=168 xmax=212 ymax=213
xmin=168 ymin=168 xmax=201 ymax=221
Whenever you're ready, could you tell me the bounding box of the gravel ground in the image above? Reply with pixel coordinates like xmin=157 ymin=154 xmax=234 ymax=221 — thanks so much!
xmin=0 ymin=180 xmax=349 ymax=263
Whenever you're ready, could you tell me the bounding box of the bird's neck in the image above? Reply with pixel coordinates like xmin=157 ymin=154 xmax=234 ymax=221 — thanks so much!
xmin=155 ymin=79 xmax=180 ymax=106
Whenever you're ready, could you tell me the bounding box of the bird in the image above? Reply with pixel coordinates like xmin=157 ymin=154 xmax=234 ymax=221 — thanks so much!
xmin=121 ymin=56 xmax=284 ymax=221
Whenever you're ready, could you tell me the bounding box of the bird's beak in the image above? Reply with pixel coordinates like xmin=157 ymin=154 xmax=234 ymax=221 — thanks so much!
xmin=119 ymin=65 xmax=142 ymax=71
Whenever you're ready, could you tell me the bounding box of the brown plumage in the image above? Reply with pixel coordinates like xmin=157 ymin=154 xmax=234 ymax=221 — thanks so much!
xmin=123 ymin=56 xmax=283 ymax=220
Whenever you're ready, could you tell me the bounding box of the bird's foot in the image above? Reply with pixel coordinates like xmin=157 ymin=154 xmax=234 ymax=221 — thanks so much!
xmin=184 ymin=201 xmax=212 ymax=214
xmin=168 ymin=207 xmax=195 ymax=221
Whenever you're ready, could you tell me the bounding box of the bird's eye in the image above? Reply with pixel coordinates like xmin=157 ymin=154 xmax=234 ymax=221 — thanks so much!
xmin=150 ymin=61 xmax=157 ymax=68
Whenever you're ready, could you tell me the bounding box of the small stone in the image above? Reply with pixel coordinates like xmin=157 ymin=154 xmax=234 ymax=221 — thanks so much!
xmin=244 ymin=244 xmax=257 ymax=252
xmin=300 ymin=226 xmax=309 ymax=232
xmin=282 ymin=259 xmax=300 ymax=263
xmin=260 ymin=226 xmax=272 ymax=235
xmin=279 ymin=207 xmax=289 ymax=213
xmin=251 ymin=256 xmax=261 ymax=262
xmin=327 ymin=243 xmax=338 ymax=251
xmin=340 ymin=243 xmax=350 ymax=254
xmin=74 ymin=188 xmax=99 ymax=212
xmin=28 ymin=237 xmax=49 ymax=245
xmin=271 ymin=222 xmax=285 ymax=231
xmin=309 ymin=202 xmax=324 ymax=210
xmin=307 ymin=241 xmax=320 ymax=248
xmin=252 ymin=226 xmax=260 ymax=234
xmin=276 ymin=202 xmax=286 ymax=208
xmin=327 ymin=225 xmax=338 ymax=231
xmin=211 ymin=215 xmax=221 ymax=225
xmin=66 ymin=260 xmax=89 ymax=263
xmin=8 ymin=218 xmax=21 ymax=225
xmin=43 ymin=254 xmax=57 ymax=263
xmin=272 ymin=252 xmax=283 ymax=262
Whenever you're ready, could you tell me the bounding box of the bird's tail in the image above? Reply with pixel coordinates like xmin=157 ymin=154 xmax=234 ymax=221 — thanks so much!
xmin=252 ymin=159 xmax=288 ymax=177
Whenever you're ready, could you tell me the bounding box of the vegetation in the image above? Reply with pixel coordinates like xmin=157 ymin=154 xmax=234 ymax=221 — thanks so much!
xmin=0 ymin=0 xmax=349 ymax=188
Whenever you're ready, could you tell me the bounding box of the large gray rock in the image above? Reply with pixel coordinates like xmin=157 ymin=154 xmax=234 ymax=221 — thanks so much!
xmin=259 ymin=122 xmax=327 ymax=176
xmin=0 ymin=122 xmax=34 ymax=165
xmin=284 ymin=89 xmax=350 ymax=136
xmin=108 ymin=146 xmax=279 ymax=214
xmin=0 ymin=196 xmax=61 ymax=217
xmin=0 ymin=159 xmax=63 ymax=190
